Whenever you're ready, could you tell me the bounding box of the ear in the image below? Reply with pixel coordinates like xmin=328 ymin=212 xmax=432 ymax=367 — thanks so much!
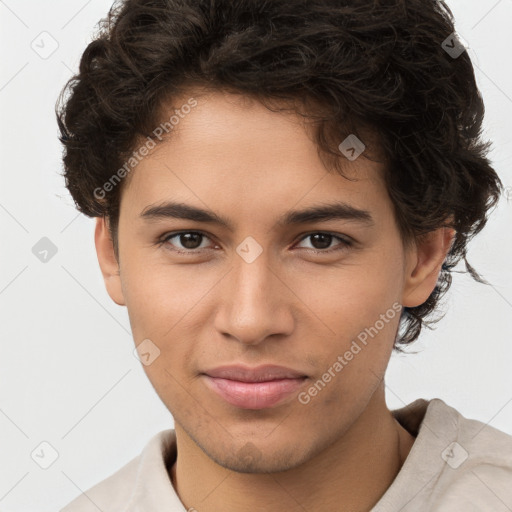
xmin=94 ymin=217 xmax=126 ymax=306
xmin=402 ymin=227 xmax=455 ymax=308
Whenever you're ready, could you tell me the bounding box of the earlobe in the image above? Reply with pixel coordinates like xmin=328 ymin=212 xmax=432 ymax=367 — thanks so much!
xmin=94 ymin=217 xmax=126 ymax=306
xmin=402 ymin=227 xmax=455 ymax=308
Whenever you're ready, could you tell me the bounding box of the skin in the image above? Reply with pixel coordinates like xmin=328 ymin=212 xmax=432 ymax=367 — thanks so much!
xmin=95 ymin=88 xmax=454 ymax=512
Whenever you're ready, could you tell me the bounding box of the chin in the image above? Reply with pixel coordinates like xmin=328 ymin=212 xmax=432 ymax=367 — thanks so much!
xmin=197 ymin=433 xmax=318 ymax=474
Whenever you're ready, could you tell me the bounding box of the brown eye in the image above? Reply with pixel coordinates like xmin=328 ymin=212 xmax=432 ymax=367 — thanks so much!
xmin=295 ymin=232 xmax=352 ymax=253
xmin=160 ymin=231 xmax=214 ymax=253
xmin=176 ymin=233 xmax=204 ymax=250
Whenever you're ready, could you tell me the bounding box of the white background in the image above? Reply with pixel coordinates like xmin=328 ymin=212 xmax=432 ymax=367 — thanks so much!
xmin=0 ymin=1 xmax=511 ymax=510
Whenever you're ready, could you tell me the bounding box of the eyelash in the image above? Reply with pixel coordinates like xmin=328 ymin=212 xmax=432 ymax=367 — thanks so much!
xmin=156 ymin=230 xmax=353 ymax=255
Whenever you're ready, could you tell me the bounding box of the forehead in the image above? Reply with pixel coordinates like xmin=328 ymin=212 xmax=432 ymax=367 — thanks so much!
xmin=120 ymin=89 xmax=389 ymax=220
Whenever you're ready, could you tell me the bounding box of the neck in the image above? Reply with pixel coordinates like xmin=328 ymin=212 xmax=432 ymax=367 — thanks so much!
xmin=170 ymin=385 xmax=415 ymax=512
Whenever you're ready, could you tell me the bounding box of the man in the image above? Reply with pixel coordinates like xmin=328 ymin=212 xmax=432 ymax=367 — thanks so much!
xmin=56 ymin=0 xmax=512 ymax=510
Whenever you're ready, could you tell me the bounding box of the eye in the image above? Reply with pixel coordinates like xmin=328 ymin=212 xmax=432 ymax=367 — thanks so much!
xmin=158 ymin=231 xmax=216 ymax=253
xmin=294 ymin=232 xmax=353 ymax=253
xmin=157 ymin=230 xmax=352 ymax=255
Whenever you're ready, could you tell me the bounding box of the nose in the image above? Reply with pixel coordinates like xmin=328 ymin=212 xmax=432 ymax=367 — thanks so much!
xmin=213 ymin=248 xmax=295 ymax=346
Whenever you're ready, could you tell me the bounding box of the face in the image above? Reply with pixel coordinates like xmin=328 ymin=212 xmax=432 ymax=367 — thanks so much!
xmin=96 ymin=89 xmax=448 ymax=473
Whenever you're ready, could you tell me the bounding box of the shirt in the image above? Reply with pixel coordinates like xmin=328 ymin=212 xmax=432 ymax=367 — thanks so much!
xmin=59 ymin=398 xmax=512 ymax=511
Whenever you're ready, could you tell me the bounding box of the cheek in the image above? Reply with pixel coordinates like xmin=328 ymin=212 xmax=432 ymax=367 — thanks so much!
xmin=296 ymin=303 xmax=400 ymax=422
xmin=293 ymin=246 xmax=405 ymax=342
xmin=121 ymin=254 xmax=216 ymax=339
xmin=291 ymin=245 xmax=404 ymax=398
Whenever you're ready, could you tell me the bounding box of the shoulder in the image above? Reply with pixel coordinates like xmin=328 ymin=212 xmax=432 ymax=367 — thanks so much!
xmin=429 ymin=398 xmax=512 ymax=510
xmin=374 ymin=398 xmax=512 ymax=511
xmin=59 ymin=429 xmax=176 ymax=512
xmin=425 ymin=398 xmax=512 ymax=467
xmin=59 ymin=453 xmax=141 ymax=512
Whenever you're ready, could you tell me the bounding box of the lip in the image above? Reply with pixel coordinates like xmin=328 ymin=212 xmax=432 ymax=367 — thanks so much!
xmin=204 ymin=364 xmax=307 ymax=382
xmin=202 ymin=364 xmax=308 ymax=410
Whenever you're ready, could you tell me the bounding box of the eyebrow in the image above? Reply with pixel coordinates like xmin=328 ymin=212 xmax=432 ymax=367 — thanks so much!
xmin=140 ymin=200 xmax=374 ymax=231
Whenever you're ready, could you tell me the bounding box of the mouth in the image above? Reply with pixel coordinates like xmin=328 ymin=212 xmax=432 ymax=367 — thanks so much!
xmin=201 ymin=364 xmax=308 ymax=410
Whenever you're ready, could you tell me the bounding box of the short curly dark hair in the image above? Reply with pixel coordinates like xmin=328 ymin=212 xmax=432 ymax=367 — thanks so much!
xmin=55 ymin=0 xmax=502 ymax=351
